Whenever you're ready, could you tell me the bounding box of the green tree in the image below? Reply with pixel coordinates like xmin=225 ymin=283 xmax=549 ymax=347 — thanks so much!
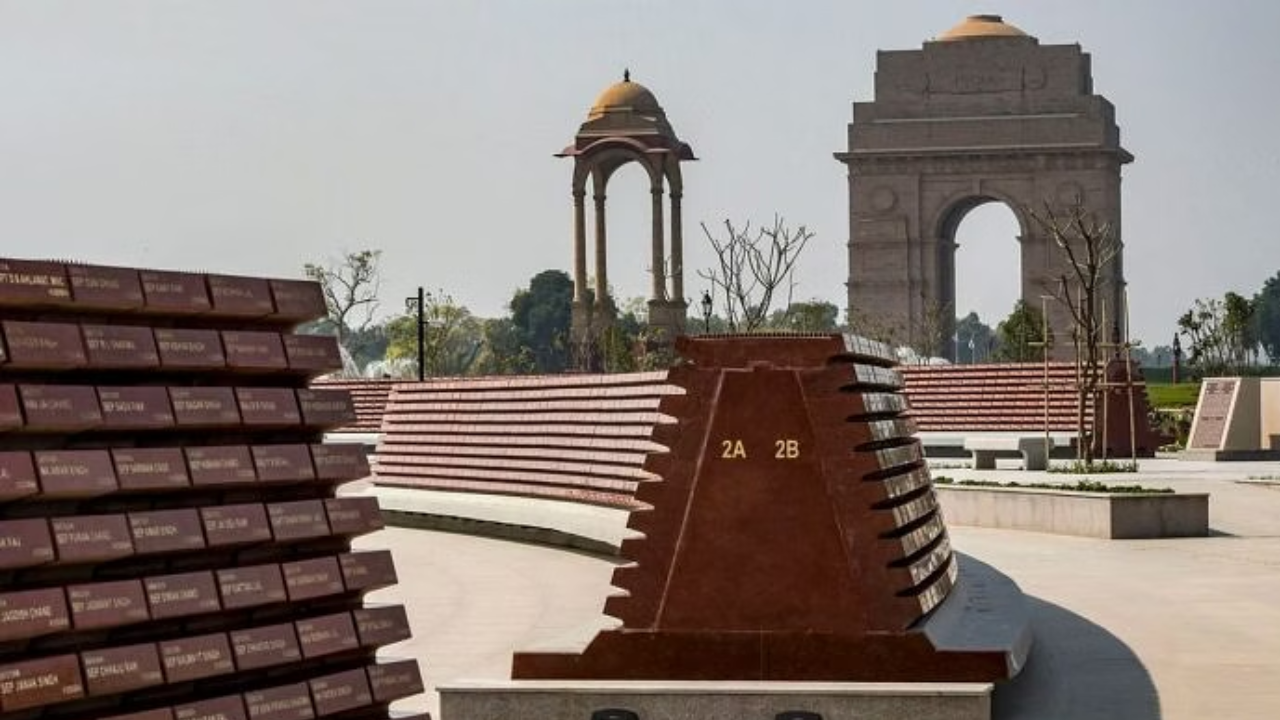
xmin=768 ymin=300 xmax=840 ymax=332
xmin=1222 ymin=291 xmax=1258 ymax=367
xmin=510 ymin=270 xmax=574 ymax=373
xmin=385 ymin=290 xmax=483 ymax=377
xmin=472 ymin=318 xmax=534 ymax=376
xmin=1256 ymin=271 xmax=1280 ymax=363
xmin=1179 ymin=292 xmax=1261 ymax=374
xmin=993 ymin=300 xmax=1050 ymax=362
xmin=954 ymin=312 xmax=995 ymax=364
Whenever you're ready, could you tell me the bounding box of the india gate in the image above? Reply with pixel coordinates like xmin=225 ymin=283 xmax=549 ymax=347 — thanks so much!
xmin=836 ymin=14 xmax=1132 ymax=359
xmin=561 ymin=15 xmax=1131 ymax=361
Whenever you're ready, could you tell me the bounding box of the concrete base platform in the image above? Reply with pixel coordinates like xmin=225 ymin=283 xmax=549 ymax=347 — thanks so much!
xmin=361 ymin=485 xmax=632 ymax=555
xmin=439 ymin=680 xmax=993 ymax=720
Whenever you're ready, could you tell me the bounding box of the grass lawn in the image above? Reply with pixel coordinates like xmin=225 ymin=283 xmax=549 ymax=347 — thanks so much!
xmin=1146 ymin=382 xmax=1200 ymax=409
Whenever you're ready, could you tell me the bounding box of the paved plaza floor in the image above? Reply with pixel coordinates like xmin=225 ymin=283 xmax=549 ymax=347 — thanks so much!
xmin=355 ymin=458 xmax=1280 ymax=719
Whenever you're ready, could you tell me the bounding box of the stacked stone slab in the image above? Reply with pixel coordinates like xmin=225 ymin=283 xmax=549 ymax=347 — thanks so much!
xmin=371 ymin=372 xmax=678 ymax=510
xmin=900 ymin=359 xmax=1162 ymax=455
xmin=514 ymin=334 xmax=1023 ymax=682
xmin=0 ymin=258 xmax=427 ymax=720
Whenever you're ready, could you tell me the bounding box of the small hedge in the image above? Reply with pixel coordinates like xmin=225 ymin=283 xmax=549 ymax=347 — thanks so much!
xmin=933 ymin=476 xmax=1174 ymax=494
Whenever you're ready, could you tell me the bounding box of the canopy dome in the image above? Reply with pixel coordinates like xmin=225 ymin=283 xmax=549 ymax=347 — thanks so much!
xmin=588 ymin=72 xmax=664 ymax=120
xmin=936 ymin=14 xmax=1029 ymax=42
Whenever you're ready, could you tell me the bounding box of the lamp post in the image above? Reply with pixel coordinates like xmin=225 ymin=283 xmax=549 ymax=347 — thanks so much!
xmin=405 ymin=287 xmax=426 ymax=381
xmin=700 ymin=290 xmax=713 ymax=334
xmin=1172 ymin=333 xmax=1182 ymax=384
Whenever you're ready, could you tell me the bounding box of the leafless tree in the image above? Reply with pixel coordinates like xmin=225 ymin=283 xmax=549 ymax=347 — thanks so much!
xmin=697 ymin=216 xmax=813 ymax=332
xmin=303 ymin=249 xmax=382 ymax=343
xmin=1029 ymin=203 xmax=1120 ymax=465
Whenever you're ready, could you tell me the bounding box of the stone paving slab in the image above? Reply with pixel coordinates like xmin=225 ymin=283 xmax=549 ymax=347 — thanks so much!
xmin=354 ymin=458 xmax=1280 ymax=720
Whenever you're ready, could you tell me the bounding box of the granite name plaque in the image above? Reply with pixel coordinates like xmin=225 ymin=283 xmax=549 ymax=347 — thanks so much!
xmin=295 ymin=612 xmax=359 ymax=659
xmin=81 ymin=642 xmax=164 ymax=696
xmin=67 ymin=263 xmax=145 ymax=310
xmin=113 ymin=448 xmax=190 ymax=491
xmin=230 ymin=623 xmax=301 ymax=671
xmin=128 ymin=509 xmax=205 ymax=555
xmin=207 ymin=274 xmax=274 ymax=318
xmin=98 ymin=386 xmax=175 ymax=429
xmin=145 ymin=571 xmax=220 ymax=620
xmin=169 ymin=387 xmax=241 ymax=427
xmin=268 ymin=279 xmax=327 ymax=324
xmin=172 ymin=694 xmax=247 ymax=720
xmin=221 ymin=331 xmax=287 ymax=371
xmin=352 ymin=605 xmax=412 ymax=648
xmin=2 ymin=320 xmax=87 ymax=367
xmin=216 ymin=563 xmax=287 ymax=610
xmin=251 ymin=444 xmax=316 ymax=483
xmin=0 ymin=518 xmax=54 ymax=569
xmin=19 ymin=384 xmax=102 ymax=431
xmin=309 ymin=444 xmax=370 ymax=482
xmin=0 ymin=385 xmax=20 ymax=430
xmin=337 ymin=551 xmax=398 ymax=592
xmin=267 ymin=500 xmax=330 ymax=541
xmin=35 ymin=449 xmax=118 ymax=498
xmin=0 ymin=258 xmax=71 ymax=306
xmin=295 ymin=389 xmax=356 ymax=428
xmin=0 ymin=587 xmax=71 ymax=641
xmin=159 ymin=632 xmax=235 ymax=683
xmin=366 ymin=660 xmax=425 ymax=704
xmin=201 ymin=503 xmax=272 ymax=547
xmin=0 ymin=653 xmax=84 ymax=711
xmin=67 ymin=579 xmax=149 ymax=630
xmin=186 ymin=446 xmax=256 ymax=486
xmin=324 ymin=497 xmax=384 ymax=536
xmin=0 ymin=451 xmax=39 ymax=501
xmin=140 ymin=270 xmax=211 ymax=314
xmin=282 ymin=334 xmax=342 ymax=373
xmin=154 ymin=328 xmax=225 ymax=369
xmin=242 ymin=682 xmax=314 ymax=720
xmin=82 ymin=324 xmax=160 ymax=368
xmin=236 ymin=388 xmax=301 ymax=426
xmin=1189 ymin=378 xmax=1239 ymax=450
xmin=282 ymin=556 xmax=344 ymax=601
xmin=52 ymin=514 xmax=134 ymax=564
xmin=307 ymin=667 xmax=372 ymax=716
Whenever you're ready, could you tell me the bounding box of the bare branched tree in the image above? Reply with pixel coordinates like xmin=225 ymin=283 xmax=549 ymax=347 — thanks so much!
xmin=697 ymin=216 xmax=813 ymax=333
xmin=1028 ymin=203 xmax=1120 ymax=465
xmin=303 ymin=249 xmax=383 ymax=343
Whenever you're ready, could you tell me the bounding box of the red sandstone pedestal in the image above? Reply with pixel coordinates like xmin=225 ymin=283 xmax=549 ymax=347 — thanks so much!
xmin=513 ymin=334 xmax=1030 ymax=684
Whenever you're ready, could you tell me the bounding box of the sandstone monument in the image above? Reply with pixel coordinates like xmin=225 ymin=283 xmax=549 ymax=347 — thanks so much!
xmin=836 ymin=15 xmax=1133 ymax=358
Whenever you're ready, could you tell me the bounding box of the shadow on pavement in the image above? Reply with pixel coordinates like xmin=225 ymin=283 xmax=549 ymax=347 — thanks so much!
xmin=995 ymin=596 xmax=1161 ymax=720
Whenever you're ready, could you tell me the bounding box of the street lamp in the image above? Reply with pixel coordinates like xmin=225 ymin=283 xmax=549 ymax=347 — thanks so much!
xmin=700 ymin=290 xmax=713 ymax=334
xmin=405 ymin=287 xmax=426 ymax=381
xmin=1172 ymin=333 xmax=1183 ymax=384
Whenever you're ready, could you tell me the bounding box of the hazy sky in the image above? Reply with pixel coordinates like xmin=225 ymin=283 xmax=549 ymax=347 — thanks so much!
xmin=1 ymin=1 xmax=1277 ymax=347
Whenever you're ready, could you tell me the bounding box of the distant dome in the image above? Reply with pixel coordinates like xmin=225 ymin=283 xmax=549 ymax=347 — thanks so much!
xmin=936 ymin=14 xmax=1029 ymax=42
xmin=588 ymin=72 xmax=664 ymax=120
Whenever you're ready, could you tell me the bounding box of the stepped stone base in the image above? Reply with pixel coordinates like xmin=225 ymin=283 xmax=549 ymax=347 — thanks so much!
xmin=439 ymin=680 xmax=992 ymax=720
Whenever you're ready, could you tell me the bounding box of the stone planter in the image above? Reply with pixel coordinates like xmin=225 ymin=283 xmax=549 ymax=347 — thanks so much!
xmin=934 ymin=485 xmax=1209 ymax=539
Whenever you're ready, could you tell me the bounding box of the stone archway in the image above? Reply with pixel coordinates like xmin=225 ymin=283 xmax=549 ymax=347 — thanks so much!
xmin=558 ymin=72 xmax=696 ymax=365
xmin=835 ymin=15 xmax=1132 ymax=359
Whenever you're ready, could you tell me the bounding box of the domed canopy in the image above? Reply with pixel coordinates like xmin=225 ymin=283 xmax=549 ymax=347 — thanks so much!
xmin=936 ymin=14 xmax=1029 ymax=42
xmin=588 ymin=71 xmax=664 ymax=120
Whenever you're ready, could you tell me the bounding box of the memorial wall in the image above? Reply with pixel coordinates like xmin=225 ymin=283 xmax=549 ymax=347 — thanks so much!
xmin=0 ymin=258 xmax=426 ymax=720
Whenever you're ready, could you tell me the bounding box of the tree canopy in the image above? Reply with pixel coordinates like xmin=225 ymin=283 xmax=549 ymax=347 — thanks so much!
xmin=510 ymin=269 xmax=574 ymax=373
